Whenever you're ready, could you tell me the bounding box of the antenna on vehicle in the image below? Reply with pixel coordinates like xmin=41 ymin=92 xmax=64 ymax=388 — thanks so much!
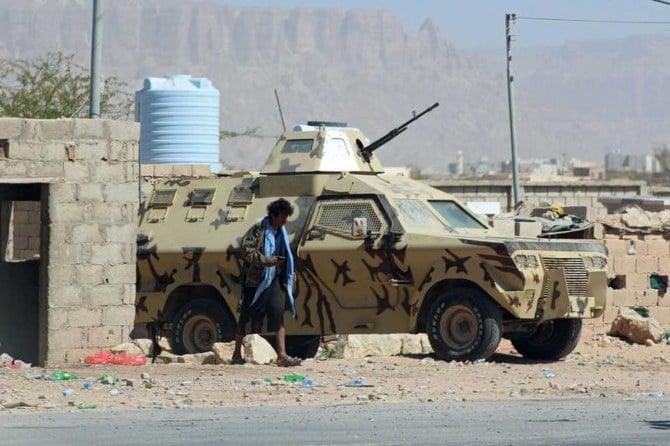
xmin=274 ymin=89 xmax=286 ymax=132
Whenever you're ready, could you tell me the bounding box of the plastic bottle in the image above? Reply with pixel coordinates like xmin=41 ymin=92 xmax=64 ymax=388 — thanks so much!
xmin=51 ymin=371 xmax=78 ymax=381
xmin=77 ymin=403 xmax=97 ymax=410
xmin=299 ymin=378 xmax=314 ymax=389
xmin=345 ymin=378 xmax=364 ymax=387
xmin=283 ymin=374 xmax=305 ymax=383
xmin=82 ymin=380 xmax=92 ymax=390
xmin=62 ymin=388 xmax=75 ymax=397
xmin=544 ymin=370 xmax=555 ymax=378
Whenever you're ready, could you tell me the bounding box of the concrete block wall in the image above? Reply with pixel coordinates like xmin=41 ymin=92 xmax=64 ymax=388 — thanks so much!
xmin=588 ymin=233 xmax=670 ymax=334
xmin=0 ymin=118 xmax=139 ymax=365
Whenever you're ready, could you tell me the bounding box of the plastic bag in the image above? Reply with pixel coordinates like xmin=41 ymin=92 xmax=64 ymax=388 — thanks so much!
xmin=84 ymin=350 xmax=147 ymax=366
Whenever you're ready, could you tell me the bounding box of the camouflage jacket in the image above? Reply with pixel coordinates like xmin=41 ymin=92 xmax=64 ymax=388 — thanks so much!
xmin=240 ymin=220 xmax=268 ymax=288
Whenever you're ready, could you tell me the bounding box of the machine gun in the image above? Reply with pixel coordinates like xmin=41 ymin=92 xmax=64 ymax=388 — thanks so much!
xmin=358 ymin=102 xmax=440 ymax=163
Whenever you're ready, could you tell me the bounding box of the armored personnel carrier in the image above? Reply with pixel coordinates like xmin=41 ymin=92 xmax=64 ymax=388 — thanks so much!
xmin=135 ymin=103 xmax=607 ymax=362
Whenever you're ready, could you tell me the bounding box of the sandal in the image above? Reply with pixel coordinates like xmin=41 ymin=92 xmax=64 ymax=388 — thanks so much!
xmin=230 ymin=356 xmax=246 ymax=365
xmin=276 ymin=356 xmax=302 ymax=367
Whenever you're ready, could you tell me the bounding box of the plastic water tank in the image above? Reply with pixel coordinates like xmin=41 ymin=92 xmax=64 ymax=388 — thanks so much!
xmin=135 ymin=75 xmax=220 ymax=167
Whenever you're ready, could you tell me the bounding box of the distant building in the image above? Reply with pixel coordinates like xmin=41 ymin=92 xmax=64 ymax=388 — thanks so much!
xmin=605 ymin=149 xmax=660 ymax=173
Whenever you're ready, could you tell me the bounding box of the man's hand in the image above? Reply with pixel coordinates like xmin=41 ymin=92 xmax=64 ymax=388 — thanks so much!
xmin=265 ymin=256 xmax=285 ymax=266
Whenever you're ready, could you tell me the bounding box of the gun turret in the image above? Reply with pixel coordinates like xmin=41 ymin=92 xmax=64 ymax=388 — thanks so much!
xmin=358 ymin=102 xmax=439 ymax=163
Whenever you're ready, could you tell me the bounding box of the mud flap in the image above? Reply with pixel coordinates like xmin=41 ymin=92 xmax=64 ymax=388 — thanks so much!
xmin=541 ymin=269 xmax=570 ymax=320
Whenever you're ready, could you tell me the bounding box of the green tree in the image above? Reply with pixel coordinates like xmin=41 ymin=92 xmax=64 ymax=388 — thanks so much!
xmin=0 ymin=52 xmax=132 ymax=119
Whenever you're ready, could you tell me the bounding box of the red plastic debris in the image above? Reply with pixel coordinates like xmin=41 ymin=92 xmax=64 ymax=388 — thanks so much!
xmin=84 ymin=350 xmax=147 ymax=366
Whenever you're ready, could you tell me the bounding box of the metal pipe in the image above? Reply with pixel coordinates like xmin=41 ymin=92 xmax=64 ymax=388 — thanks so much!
xmin=89 ymin=0 xmax=103 ymax=118
xmin=505 ymin=13 xmax=521 ymax=208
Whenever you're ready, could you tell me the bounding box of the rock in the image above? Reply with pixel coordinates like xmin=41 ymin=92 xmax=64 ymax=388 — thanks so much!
xmin=243 ymin=334 xmax=277 ymax=365
xmin=608 ymin=308 xmax=664 ymax=344
xmin=330 ymin=335 xmax=403 ymax=359
xmin=110 ymin=342 xmax=144 ymax=355
xmin=132 ymin=339 xmax=154 ymax=356
xmin=211 ymin=342 xmax=235 ymax=364
xmin=178 ymin=353 xmax=215 ymax=365
xmin=400 ymin=335 xmax=423 ymax=355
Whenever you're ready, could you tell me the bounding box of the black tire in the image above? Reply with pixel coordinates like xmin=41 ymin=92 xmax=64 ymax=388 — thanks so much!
xmin=263 ymin=335 xmax=321 ymax=359
xmin=511 ymin=319 xmax=582 ymax=361
xmin=170 ymin=298 xmax=236 ymax=355
xmin=426 ymin=288 xmax=502 ymax=362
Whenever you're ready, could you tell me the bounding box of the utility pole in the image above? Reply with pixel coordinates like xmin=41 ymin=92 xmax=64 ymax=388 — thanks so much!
xmin=505 ymin=13 xmax=521 ymax=208
xmin=89 ymin=0 xmax=103 ymax=118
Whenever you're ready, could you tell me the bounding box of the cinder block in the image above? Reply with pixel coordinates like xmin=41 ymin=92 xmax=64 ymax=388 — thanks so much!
xmin=612 ymin=289 xmax=636 ymax=306
xmin=47 ymin=266 xmax=75 ymax=289
xmin=633 ymin=239 xmax=648 ymax=256
xmin=48 ymin=285 xmax=84 ymax=308
xmin=647 ymin=240 xmax=670 ymax=257
xmin=77 ymin=183 xmax=104 ymax=202
xmin=103 ymin=183 xmax=140 ymax=204
xmin=68 ymin=308 xmax=103 ymax=327
xmin=63 ymin=162 xmax=91 ymax=181
xmin=48 ymin=202 xmax=85 ymax=223
xmin=626 ymin=273 xmax=650 ymax=291
xmin=27 ymin=161 xmax=64 ymax=178
xmin=75 ymin=264 xmax=105 ymax=285
xmin=48 ymin=308 xmax=69 ymax=329
xmin=604 ymin=238 xmax=627 ymax=256
xmin=140 ymin=163 xmax=155 ymax=177
xmin=89 ymin=243 xmax=127 ymax=266
xmin=84 ymin=284 xmax=125 ymax=306
xmin=636 ymin=290 xmax=659 ymax=307
xmin=49 ymin=183 xmax=78 ymax=203
xmin=103 ymin=264 xmax=136 ymax=285
xmin=0 ymin=118 xmax=25 ymax=139
xmin=91 ymin=163 xmax=126 ymax=183
xmin=648 ymin=307 xmax=670 ymax=326
xmin=153 ymin=164 xmax=173 ymax=177
xmin=172 ymin=165 xmax=192 ymax=177
xmin=48 ymin=327 xmax=85 ymax=350
xmin=72 ymin=119 xmax=105 ymax=140
xmin=71 ymin=223 xmax=102 ymax=244
xmin=0 ymin=160 xmax=29 ymax=177
xmin=36 ymin=119 xmax=74 ymax=141
xmin=636 ymin=256 xmax=659 ymax=274
xmin=101 ymin=305 xmax=136 ymax=326
xmin=87 ymin=326 xmax=123 ymax=349
xmin=103 ymin=223 xmax=136 ymax=243
xmin=613 ymin=256 xmax=636 ymax=274
xmin=605 ymin=287 xmax=614 ymax=307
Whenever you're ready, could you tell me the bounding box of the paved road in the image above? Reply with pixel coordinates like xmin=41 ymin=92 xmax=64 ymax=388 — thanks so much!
xmin=1 ymin=398 xmax=669 ymax=445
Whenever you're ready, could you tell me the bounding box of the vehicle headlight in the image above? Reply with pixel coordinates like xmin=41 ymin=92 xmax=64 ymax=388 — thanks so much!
xmin=583 ymin=256 xmax=607 ymax=269
xmin=514 ymin=254 xmax=539 ymax=268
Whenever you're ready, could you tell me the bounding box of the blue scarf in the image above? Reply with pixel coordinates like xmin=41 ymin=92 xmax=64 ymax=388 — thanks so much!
xmin=251 ymin=217 xmax=296 ymax=318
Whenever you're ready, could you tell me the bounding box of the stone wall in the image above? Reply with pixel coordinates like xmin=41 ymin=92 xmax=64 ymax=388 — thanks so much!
xmin=598 ymin=233 xmax=670 ymax=333
xmin=0 ymin=118 xmax=139 ymax=366
xmin=428 ymin=179 xmax=648 ymax=217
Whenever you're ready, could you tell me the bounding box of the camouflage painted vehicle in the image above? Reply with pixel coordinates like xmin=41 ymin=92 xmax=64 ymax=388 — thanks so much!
xmin=135 ymin=104 xmax=607 ymax=362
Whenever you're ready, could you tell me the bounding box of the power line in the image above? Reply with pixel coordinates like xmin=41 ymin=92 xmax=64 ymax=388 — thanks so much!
xmin=516 ymin=16 xmax=670 ymax=25
xmin=650 ymin=0 xmax=670 ymax=6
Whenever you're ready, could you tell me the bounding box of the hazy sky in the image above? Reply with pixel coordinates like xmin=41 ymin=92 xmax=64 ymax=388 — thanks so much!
xmin=215 ymin=0 xmax=670 ymax=48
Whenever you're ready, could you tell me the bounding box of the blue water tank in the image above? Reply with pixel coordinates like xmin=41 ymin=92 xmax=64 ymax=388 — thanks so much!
xmin=135 ymin=75 xmax=220 ymax=168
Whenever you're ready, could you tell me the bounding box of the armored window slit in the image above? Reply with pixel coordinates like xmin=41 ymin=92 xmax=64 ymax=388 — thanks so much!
xmin=315 ymin=199 xmax=383 ymax=235
xmin=150 ymin=189 xmax=176 ymax=206
xmin=189 ymin=188 xmax=215 ymax=206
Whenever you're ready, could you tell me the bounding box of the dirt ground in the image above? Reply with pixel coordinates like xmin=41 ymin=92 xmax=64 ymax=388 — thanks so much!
xmin=1 ymin=328 xmax=669 ymax=414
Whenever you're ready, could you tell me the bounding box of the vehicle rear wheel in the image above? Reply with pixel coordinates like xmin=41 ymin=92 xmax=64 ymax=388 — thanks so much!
xmin=511 ymin=319 xmax=582 ymax=361
xmin=426 ymin=288 xmax=502 ymax=362
xmin=170 ymin=298 xmax=236 ymax=355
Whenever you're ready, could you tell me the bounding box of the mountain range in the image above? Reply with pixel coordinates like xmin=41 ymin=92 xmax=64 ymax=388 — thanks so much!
xmin=1 ymin=0 xmax=669 ymax=172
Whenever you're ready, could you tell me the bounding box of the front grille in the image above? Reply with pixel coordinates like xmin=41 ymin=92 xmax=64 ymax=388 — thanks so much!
xmin=541 ymin=256 xmax=588 ymax=297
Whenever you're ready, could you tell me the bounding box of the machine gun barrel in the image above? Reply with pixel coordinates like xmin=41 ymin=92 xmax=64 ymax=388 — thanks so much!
xmin=360 ymin=102 xmax=439 ymax=162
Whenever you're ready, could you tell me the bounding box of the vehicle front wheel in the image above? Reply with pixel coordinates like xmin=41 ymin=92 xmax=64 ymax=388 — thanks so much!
xmin=511 ymin=319 xmax=582 ymax=361
xmin=426 ymin=288 xmax=502 ymax=362
xmin=170 ymin=298 xmax=236 ymax=355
